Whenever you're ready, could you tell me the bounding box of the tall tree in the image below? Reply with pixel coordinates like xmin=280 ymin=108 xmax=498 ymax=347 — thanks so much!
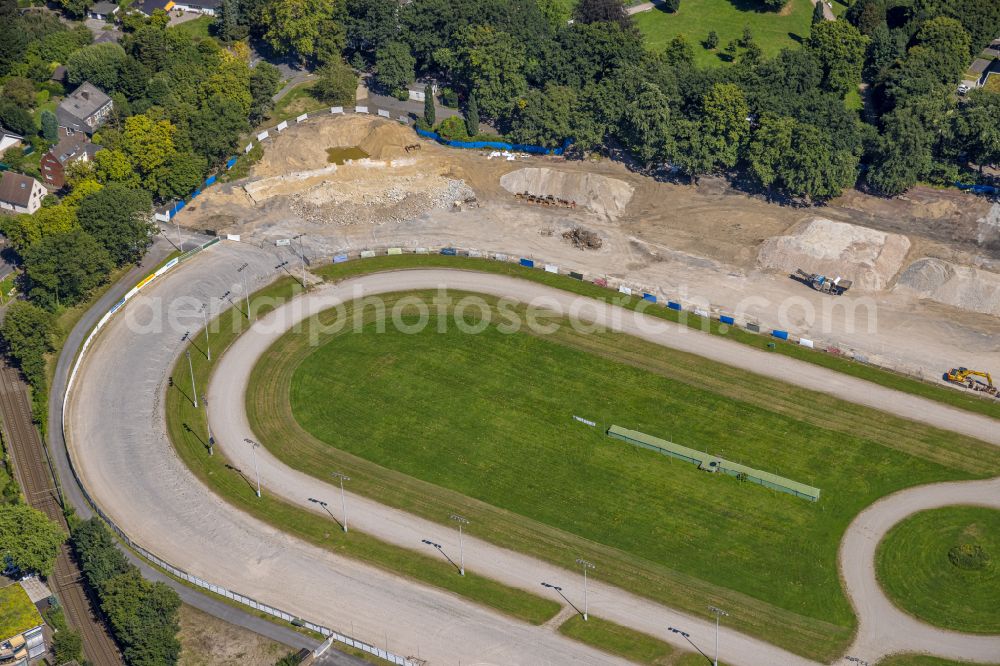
xmin=66 ymin=42 xmax=128 ymax=91
xmin=699 ymin=82 xmax=749 ymax=171
xmin=465 ymin=93 xmax=479 ymax=136
xmin=263 ymin=0 xmax=343 ymax=63
xmin=507 ymin=84 xmax=577 ymax=148
xmin=248 ymin=62 xmax=281 ymax=124
xmin=23 ymin=229 xmax=113 ymax=309
xmin=423 ymin=82 xmax=435 ymax=126
xmin=574 ymin=0 xmax=631 ymax=29
xmin=619 ymin=81 xmax=672 ymax=166
xmin=0 ymin=504 xmax=65 ymax=576
xmin=41 ymin=110 xmax=58 ymax=143
xmin=811 ymin=1 xmax=825 ymax=27
xmin=0 ymin=301 xmax=54 ymax=389
xmin=807 ymin=20 xmax=868 ymax=94
xmin=952 ymin=90 xmax=1000 ymax=172
xmin=452 ymin=25 xmax=527 ymax=119
xmin=374 ymin=41 xmax=415 ymax=94
xmin=311 ymin=59 xmax=358 ymax=105
xmin=76 ymin=185 xmax=155 ymax=266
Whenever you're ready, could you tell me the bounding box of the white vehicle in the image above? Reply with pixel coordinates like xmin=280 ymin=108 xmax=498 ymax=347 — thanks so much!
xmin=957 ymin=83 xmax=971 ymax=95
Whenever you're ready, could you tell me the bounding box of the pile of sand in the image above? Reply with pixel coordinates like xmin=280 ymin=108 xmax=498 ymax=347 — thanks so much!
xmin=757 ymin=218 xmax=911 ymax=291
xmin=253 ymin=115 xmax=414 ymax=177
xmin=894 ymin=258 xmax=1000 ymax=316
xmin=500 ymin=168 xmax=634 ymax=221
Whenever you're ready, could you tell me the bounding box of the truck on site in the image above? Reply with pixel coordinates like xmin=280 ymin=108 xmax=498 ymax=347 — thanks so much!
xmin=793 ymin=269 xmax=853 ymax=295
xmin=943 ymin=367 xmax=998 ymax=396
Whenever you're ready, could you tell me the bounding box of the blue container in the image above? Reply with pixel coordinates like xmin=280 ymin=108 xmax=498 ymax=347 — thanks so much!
xmin=440 ymin=247 xmax=457 ymax=256
xmin=771 ymin=330 xmax=789 ymax=340
xmin=333 ymin=254 xmax=348 ymax=264
xmin=720 ymin=315 xmax=735 ymax=325
xmin=520 ymin=258 xmax=534 ymax=268
xmin=226 ymin=157 xmax=238 ymax=169
xmin=667 ymin=301 xmax=681 ymax=311
xmin=642 ymin=293 xmax=657 ymax=303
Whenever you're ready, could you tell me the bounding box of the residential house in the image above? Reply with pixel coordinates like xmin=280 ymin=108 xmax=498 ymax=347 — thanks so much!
xmin=0 ymin=582 xmax=46 ymax=665
xmin=171 ymin=0 xmax=220 ymax=14
xmin=0 ymin=127 xmax=23 ymax=155
xmin=129 ymin=0 xmax=174 ymax=16
xmin=0 ymin=173 xmax=47 ymax=215
xmin=56 ymin=82 xmax=113 ymax=135
xmin=39 ymin=127 xmax=102 ymax=188
xmin=87 ymin=0 xmax=119 ymax=20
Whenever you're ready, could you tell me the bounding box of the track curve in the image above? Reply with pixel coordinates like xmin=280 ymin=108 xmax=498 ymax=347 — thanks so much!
xmin=67 ymin=243 xmax=1000 ymax=665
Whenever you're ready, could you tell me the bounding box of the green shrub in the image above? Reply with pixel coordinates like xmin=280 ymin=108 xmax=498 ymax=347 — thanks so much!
xmin=948 ymin=543 xmax=990 ymax=571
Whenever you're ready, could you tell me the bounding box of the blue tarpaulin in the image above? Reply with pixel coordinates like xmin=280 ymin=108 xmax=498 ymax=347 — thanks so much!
xmin=955 ymin=181 xmax=999 ymax=195
xmin=440 ymin=247 xmax=457 ymax=256
xmin=415 ymin=128 xmax=570 ymax=155
xmin=667 ymin=301 xmax=681 ymax=311
xmin=771 ymin=330 xmax=789 ymax=340
xmin=519 ymin=258 xmax=534 ymax=268
xmin=226 ymin=157 xmax=238 ymax=169
xmin=720 ymin=315 xmax=735 ymax=325
xmin=205 ymin=175 xmax=216 ymax=186
xmin=642 ymin=293 xmax=657 ymax=303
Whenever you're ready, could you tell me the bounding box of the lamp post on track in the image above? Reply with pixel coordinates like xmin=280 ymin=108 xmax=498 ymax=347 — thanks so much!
xmin=708 ymin=605 xmax=728 ymax=666
xmin=244 ymin=438 xmax=261 ymax=498
xmin=449 ymin=514 xmax=469 ymax=576
xmin=184 ymin=348 xmax=197 ymax=408
xmin=236 ymin=263 xmax=252 ymax=320
xmin=200 ymin=304 xmax=211 ymax=360
xmin=575 ymin=558 xmax=595 ymax=621
xmin=331 ymin=471 xmax=350 ymax=532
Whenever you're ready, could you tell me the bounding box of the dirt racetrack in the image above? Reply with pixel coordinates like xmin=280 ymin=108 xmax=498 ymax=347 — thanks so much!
xmin=179 ymin=115 xmax=1000 ymax=382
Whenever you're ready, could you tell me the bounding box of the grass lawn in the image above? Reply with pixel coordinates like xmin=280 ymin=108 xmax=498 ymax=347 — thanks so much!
xmin=165 ymin=278 xmax=559 ymax=628
xmin=314 ymin=255 xmax=1000 ymax=420
xmin=877 ymin=656 xmax=999 ymax=666
xmin=558 ymin=615 xmax=686 ymax=664
xmin=247 ymin=285 xmax=999 ymax=661
xmin=876 ymin=506 xmax=1000 ymax=634
xmin=267 ymin=81 xmax=323 ymax=125
xmin=0 ymin=582 xmax=42 ymax=639
xmin=635 ymin=0 xmax=814 ymax=68
xmin=167 ymin=15 xmax=213 ymax=40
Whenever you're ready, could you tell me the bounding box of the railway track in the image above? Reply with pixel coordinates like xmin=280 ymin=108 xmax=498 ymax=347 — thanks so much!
xmin=0 ymin=361 xmax=122 ymax=666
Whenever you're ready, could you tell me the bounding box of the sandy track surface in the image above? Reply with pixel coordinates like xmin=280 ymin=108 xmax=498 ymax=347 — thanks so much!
xmin=840 ymin=477 xmax=1000 ymax=662
xmin=68 ymin=242 xmax=1000 ymax=665
xmin=65 ymin=243 xmax=630 ymax=666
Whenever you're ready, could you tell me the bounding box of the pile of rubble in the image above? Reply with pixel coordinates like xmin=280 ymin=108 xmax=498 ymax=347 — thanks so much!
xmin=289 ymin=177 xmax=475 ymax=226
xmin=562 ymin=227 xmax=603 ymax=250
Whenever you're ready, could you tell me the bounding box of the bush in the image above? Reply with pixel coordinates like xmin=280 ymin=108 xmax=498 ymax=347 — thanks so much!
xmin=705 ymin=30 xmax=719 ymax=49
xmin=948 ymin=543 xmax=990 ymax=571
xmin=436 ymin=115 xmax=470 ymax=141
xmin=440 ymin=87 xmax=459 ymax=108
xmin=311 ymin=60 xmax=357 ymax=106
xmin=663 ymin=0 xmax=680 ymax=12
xmin=53 ymin=629 xmax=83 ymax=664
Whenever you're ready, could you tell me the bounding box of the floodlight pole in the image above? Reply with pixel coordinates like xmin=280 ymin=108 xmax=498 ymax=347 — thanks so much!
xmin=332 ymin=471 xmax=350 ymax=532
xmin=185 ymin=350 xmax=197 ymax=407
xmin=709 ymin=605 xmax=728 ymax=666
xmin=244 ymin=438 xmax=261 ymax=497
xmin=237 ymin=263 xmax=252 ymax=320
xmin=576 ymin=558 xmax=595 ymax=621
xmin=293 ymin=233 xmax=307 ymax=290
xmin=450 ymin=514 xmax=469 ymax=576
xmin=201 ymin=304 xmax=211 ymax=361
xmin=201 ymin=394 xmax=213 ymax=456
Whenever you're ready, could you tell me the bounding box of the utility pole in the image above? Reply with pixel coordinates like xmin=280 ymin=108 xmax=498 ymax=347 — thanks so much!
xmin=449 ymin=514 xmax=469 ymax=576
xmin=709 ymin=605 xmax=728 ymax=666
xmin=576 ymin=558 xmax=595 ymax=621
xmin=292 ymin=234 xmax=307 ymax=290
xmin=236 ymin=263 xmax=252 ymax=320
xmin=244 ymin=438 xmax=261 ymax=498
xmin=331 ymin=471 xmax=350 ymax=532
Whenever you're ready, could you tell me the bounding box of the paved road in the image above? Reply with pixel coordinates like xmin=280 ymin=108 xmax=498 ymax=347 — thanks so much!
xmin=66 ymin=245 xmax=1000 ymax=665
xmin=65 ymin=243 xmax=628 ymax=666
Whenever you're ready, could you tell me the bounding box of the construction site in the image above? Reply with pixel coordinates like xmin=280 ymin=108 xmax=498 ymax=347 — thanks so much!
xmin=178 ymin=113 xmax=1000 ymax=386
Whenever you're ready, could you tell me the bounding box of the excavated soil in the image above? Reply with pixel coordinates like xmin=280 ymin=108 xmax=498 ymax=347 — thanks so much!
xmin=500 ymin=167 xmax=634 ymax=221
xmin=757 ymin=218 xmax=911 ymax=291
xmin=894 ymin=258 xmax=1000 ymax=317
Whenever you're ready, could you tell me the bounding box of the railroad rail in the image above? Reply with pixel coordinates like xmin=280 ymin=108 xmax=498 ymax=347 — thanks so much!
xmin=0 ymin=361 xmax=122 ymax=666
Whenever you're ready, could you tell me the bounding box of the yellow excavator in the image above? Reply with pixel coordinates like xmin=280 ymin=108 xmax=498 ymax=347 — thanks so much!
xmin=943 ymin=367 xmax=998 ymax=396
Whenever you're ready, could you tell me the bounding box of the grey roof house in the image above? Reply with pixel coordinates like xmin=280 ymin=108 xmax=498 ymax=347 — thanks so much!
xmin=56 ymin=82 xmax=114 ymax=135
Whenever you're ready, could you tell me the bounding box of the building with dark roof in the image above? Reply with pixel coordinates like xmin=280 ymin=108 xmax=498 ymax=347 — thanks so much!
xmin=129 ymin=0 xmax=173 ymax=16
xmin=0 ymin=172 xmax=47 ymax=215
xmin=172 ymin=0 xmax=220 ymax=14
xmin=56 ymin=82 xmax=114 ymax=135
xmin=87 ymin=0 xmax=119 ymax=19
xmin=40 ymin=127 xmax=102 ymax=188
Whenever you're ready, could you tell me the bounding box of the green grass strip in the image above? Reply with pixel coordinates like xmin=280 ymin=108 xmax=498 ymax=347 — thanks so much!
xmin=876 ymin=655 xmax=999 ymax=666
xmin=165 ymin=277 xmax=560 ymax=627
xmin=314 ymin=255 xmax=1000 ymax=420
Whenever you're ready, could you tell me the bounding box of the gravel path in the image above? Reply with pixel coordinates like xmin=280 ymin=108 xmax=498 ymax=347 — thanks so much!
xmin=68 ymin=243 xmax=1000 ymax=665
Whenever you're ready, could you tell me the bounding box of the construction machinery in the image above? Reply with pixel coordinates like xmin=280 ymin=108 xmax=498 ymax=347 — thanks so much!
xmin=943 ymin=367 xmax=998 ymax=396
xmin=793 ymin=269 xmax=853 ymax=295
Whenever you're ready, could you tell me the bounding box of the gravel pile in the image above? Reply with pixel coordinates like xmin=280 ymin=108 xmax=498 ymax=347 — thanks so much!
xmin=290 ymin=178 xmax=475 ymax=226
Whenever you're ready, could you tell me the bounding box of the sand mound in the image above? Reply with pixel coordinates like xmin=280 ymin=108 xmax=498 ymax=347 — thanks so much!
xmin=894 ymin=258 xmax=1000 ymax=317
xmin=757 ymin=218 xmax=910 ymax=291
xmin=500 ymin=168 xmax=633 ymax=221
xmin=253 ymin=115 xmax=413 ymax=177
